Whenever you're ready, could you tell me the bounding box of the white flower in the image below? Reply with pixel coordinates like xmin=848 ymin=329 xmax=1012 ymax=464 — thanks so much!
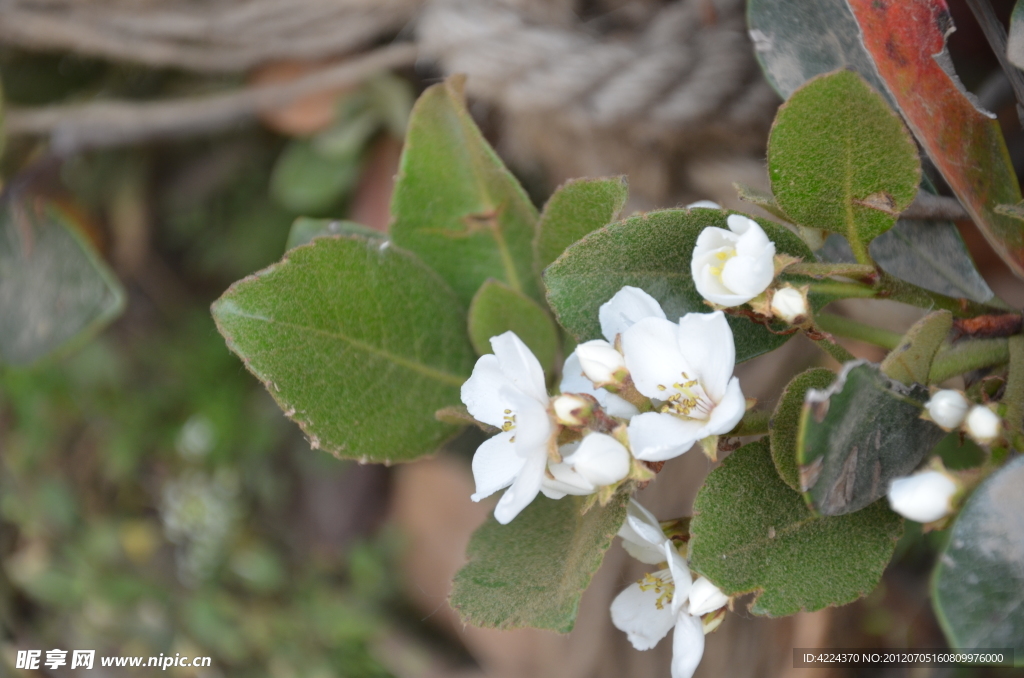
xmin=461 ymin=331 xmax=556 ymax=524
xmin=611 ymin=500 xmax=727 ymax=678
xmin=965 ymin=405 xmax=1001 ymax=445
xmin=686 ymin=200 xmax=721 ymax=209
xmin=887 ymin=469 xmax=958 ymax=523
xmin=541 ymin=434 xmax=631 ymax=499
xmin=925 ymin=390 xmax=970 ymax=430
xmin=575 ymin=340 xmax=627 ymax=385
xmin=621 ymin=311 xmax=745 ymax=461
xmin=691 ymin=214 xmax=776 ymax=307
xmin=560 ymin=285 xmax=667 ymax=419
xmin=770 ymin=285 xmax=808 ymax=323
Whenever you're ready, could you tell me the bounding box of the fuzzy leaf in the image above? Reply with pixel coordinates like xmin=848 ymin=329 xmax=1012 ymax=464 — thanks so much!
xmin=211 ymin=236 xmax=475 ymax=463
xmin=768 ymin=70 xmax=921 ymax=258
xmin=932 ymin=454 xmax=1024 ymax=661
xmin=689 ymin=440 xmax=903 ymax=617
xmin=880 ymin=310 xmax=952 ymax=386
xmin=0 ymin=196 xmax=125 ymax=365
xmin=390 ymin=76 xmax=539 ymax=304
xmin=733 ymin=183 xmax=790 ymax=222
xmin=847 ymin=0 xmax=1024 ymax=279
xmin=771 ymin=368 xmax=835 ymax=491
xmin=747 ymin=0 xmax=890 ymax=101
xmin=543 ymin=208 xmax=816 ymax=363
xmin=797 ymin=362 xmax=945 ymax=516
xmin=534 ymin=176 xmax=628 ymax=274
xmin=450 ymin=491 xmax=629 ymax=633
xmin=468 ymin=279 xmax=558 ymax=373
xmin=285 ymin=218 xmax=382 ymax=251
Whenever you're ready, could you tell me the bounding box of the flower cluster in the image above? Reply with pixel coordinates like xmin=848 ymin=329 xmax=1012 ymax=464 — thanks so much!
xmin=460 ymin=285 xmax=747 ymax=525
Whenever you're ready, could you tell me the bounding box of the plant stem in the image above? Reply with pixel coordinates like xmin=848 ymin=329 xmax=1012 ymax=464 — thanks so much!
xmin=810 ymin=330 xmax=857 ymax=364
xmin=787 ymin=262 xmax=877 ymax=281
xmin=875 ymin=273 xmax=1008 ymax=317
xmin=808 ymin=281 xmax=876 ymax=298
xmin=729 ymin=410 xmax=770 ymax=436
xmin=815 ymin=313 xmax=902 ymax=350
xmin=928 ymin=338 xmax=1010 ymax=383
xmin=1003 ymin=335 xmax=1024 ymax=448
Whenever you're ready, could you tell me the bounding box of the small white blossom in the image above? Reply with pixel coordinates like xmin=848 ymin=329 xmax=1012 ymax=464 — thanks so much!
xmin=611 ymin=500 xmax=727 ymax=678
xmin=599 ymin=285 xmax=667 ymax=343
xmin=925 ymin=390 xmax=970 ymax=430
xmin=770 ymin=285 xmax=808 ymax=323
xmin=541 ymin=434 xmax=631 ymax=499
xmin=691 ymin=214 xmax=776 ymax=307
xmin=887 ymin=469 xmax=958 ymax=523
xmin=621 ymin=311 xmax=745 ymax=461
xmin=575 ymin=339 xmax=627 ymax=385
xmin=462 ymin=332 xmax=556 ymax=524
xmin=965 ymin=405 xmax=1002 ymax=445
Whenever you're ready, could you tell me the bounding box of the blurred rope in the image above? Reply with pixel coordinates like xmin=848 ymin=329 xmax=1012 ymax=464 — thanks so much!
xmin=0 ymin=0 xmax=420 ymax=72
xmin=3 ymin=43 xmax=418 ymax=152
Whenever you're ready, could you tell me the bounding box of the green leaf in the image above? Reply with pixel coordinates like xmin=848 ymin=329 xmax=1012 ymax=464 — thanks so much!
xmin=768 ymin=70 xmax=921 ymax=261
xmin=689 ymin=440 xmax=903 ymax=617
xmin=390 ymin=76 xmax=540 ymax=304
xmin=270 ymin=139 xmax=360 ymax=214
xmin=543 ymin=208 xmax=816 ymax=362
xmin=797 ymin=362 xmax=945 ymax=516
xmin=468 ymin=279 xmax=558 ymax=374
xmin=534 ymin=176 xmax=628 ymax=274
xmin=771 ymin=368 xmax=835 ymax=491
xmin=932 ymin=454 xmax=1024 ymax=661
xmin=285 ymin=217 xmax=383 ymax=251
xmin=211 ymin=236 xmax=475 ymax=463
xmin=450 ymin=491 xmax=628 ymax=633
xmin=747 ymin=0 xmax=890 ymax=102
xmin=879 ymin=310 xmax=952 ymax=386
xmin=733 ymin=183 xmax=791 ymax=223
xmin=0 ymin=196 xmax=125 ymax=365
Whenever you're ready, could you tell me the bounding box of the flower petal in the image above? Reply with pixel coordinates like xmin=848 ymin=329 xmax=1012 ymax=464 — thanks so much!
xmin=493 ymin=449 xmax=547 ymax=525
xmin=621 ymin=317 xmax=691 ymax=400
xmin=627 ymin=412 xmax=703 ymax=462
xmin=674 ymin=311 xmax=735 ymax=403
xmin=461 ymin=354 xmax=514 ymax=428
xmin=610 ymin=580 xmax=678 ymax=650
xmin=618 ymin=500 xmax=669 ymax=564
xmin=490 ymin=331 xmax=548 ymax=403
xmin=688 ymin=577 xmax=729 ymax=616
xmin=599 ymin=286 xmax=666 ymax=343
xmin=665 ymin=541 xmax=693 ymax=617
xmin=704 ymin=376 xmax=745 ymax=437
xmin=560 ymin=352 xmax=640 ymax=420
xmin=470 ymin=430 xmax=524 ymax=501
xmin=605 ymin=393 xmax=641 ymax=419
xmin=720 ymin=253 xmax=774 ymax=299
xmin=566 ymin=433 xmax=631 ymax=486
xmin=693 ymin=226 xmax=739 ymax=254
xmin=543 ymin=460 xmax=595 ymax=496
xmin=670 ymin=613 xmax=706 ymax=678
xmin=694 ymin=264 xmax=753 ymax=307
xmin=501 ymin=386 xmax=554 ymax=458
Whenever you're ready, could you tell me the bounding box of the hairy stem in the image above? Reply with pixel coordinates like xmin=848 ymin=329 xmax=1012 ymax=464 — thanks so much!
xmin=815 ymin=313 xmax=902 ymax=350
xmin=928 ymin=338 xmax=1010 ymax=383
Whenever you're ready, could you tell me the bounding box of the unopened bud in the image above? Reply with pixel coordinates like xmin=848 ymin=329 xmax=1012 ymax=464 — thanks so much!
xmin=564 ymin=433 xmax=630 ymax=487
xmin=887 ymin=469 xmax=958 ymax=523
xmin=925 ymin=389 xmax=970 ymax=430
xmin=965 ymin=405 xmax=1002 ymax=445
xmin=688 ymin=576 xmax=729 ymax=616
xmin=552 ymin=394 xmax=592 ymax=427
xmin=576 ymin=340 xmax=627 ymax=385
xmin=770 ymin=285 xmax=808 ymax=324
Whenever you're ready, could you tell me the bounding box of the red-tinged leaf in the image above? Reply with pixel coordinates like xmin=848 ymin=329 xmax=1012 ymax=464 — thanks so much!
xmin=847 ymin=0 xmax=1024 ymax=278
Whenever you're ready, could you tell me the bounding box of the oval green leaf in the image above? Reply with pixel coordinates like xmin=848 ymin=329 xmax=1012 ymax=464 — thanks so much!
xmin=768 ymin=70 xmax=921 ymax=260
xmin=797 ymin=362 xmax=945 ymax=515
xmin=211 ymin=236 xmax=475 ymax=463
xmin=468 ymin=279 xmax=558 ymax=374
xmin=689 ymin=440 xmax=903 ymax=617
xmin=771 ymin=367 xmax=836 ymax=491
xmin=390 ymin=76 xmax=540 ymax=304
xmin=879 ymin=310 xmax=952 ymax=386
xmin=543 ymin=208 xmax=816 ymax=362
xmin=534 ymin=176 xmax=628 ymax=274
xmin=450 ymin=491 xmax=629 ymax=633
xmin=932 ymin=454 xmax=1024 ymax=661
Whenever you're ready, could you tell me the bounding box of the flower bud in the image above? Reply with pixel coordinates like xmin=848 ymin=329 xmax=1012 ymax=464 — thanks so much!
xmin=965 ymin=405 xmax=1002 ymax=444
xmin=925 ymin=389 xmax=970 ymax=430
xmin=564 ymin=433 xmax=631 ymax=487
xmin=575 ymin=339 xmax=627 ymax=385
xmin=552 ymin=394 xmax=592 ymax=427
xmin=887 ymin=469 xmax=958 ymax=523
xmin=687 ymin=200 xmax=721 ymax=209
xmin=769 ymin=285 xmax=808 ymax=324
xmin=688 ymin=576 xmax=729 ymax=616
